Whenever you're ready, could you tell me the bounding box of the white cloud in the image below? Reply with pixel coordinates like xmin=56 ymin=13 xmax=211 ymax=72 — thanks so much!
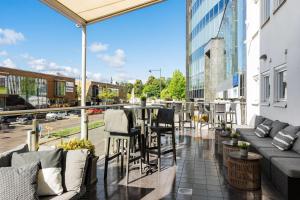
xmin=86 ymin=72 xmax=107 ymax=82
xmin=0 ymin=58 xmax=17 ymax=68
xmin=98 ymin=49 xmax=126 ymax=68
xmin=89 ymin=42 xmax=108 ymax=53
xmin=23 ymin=54 xmax=80 ymax=78
xmin=0 ymin=50 xmax=8 ymax=56
xmin=0 ymin=28 xmax=25 ymax=45
xmin=113 ymin=72 xmax=133 ymax=83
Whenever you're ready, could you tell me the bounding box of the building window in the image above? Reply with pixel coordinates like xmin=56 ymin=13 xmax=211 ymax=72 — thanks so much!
xmin=261 ymin=0 xmax=270 ymax=25
xmin=55 ymin=81 xmax=66 ymax=97
xmin=274 ymin=65 xmax=287 ymax=102
xmin=261 ymin=73 xmax=270 ymax=102
xmin=273 ymin=0 xmax=286 ymax=12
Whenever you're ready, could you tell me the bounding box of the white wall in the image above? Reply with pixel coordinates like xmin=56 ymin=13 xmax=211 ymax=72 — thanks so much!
xmin=246 ymin=0 xmax=261 ymax=124
xmin=259 ymin=1 xmax=300 ymax=125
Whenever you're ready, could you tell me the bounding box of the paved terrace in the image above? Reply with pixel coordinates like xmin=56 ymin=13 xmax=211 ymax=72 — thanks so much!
xmin=75 ymin=128 xmax=283 ymax=200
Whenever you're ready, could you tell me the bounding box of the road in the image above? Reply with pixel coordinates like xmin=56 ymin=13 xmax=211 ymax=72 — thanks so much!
xmin=0 ymin=114 xmax=104 ymax=153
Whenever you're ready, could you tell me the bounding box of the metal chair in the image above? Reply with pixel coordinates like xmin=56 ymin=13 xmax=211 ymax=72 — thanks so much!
xmin=226 ymin=103 xmax=237 ymax=125
xmin=172 ymin=102 xmax=183 ymax=128
xmin=147 ymin=108 xmax=176 ymax=171
xmin=181 ymin=102 xmax=194 ymax=128
xmin=104 ymin=109 xmax=143 ymax=184
xmin=214 ymin=103 xmax=226 ymax=127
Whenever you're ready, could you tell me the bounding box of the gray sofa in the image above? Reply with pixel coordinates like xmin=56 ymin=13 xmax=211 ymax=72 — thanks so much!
xmin=237 ymin=116 xmax=300 ymax=200
xmin=0 ymin=144 xmax=90 ymax=200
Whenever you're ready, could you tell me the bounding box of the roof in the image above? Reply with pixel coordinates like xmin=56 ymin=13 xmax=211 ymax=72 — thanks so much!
xmin=41 ymin=0 xmax=164 ymax=25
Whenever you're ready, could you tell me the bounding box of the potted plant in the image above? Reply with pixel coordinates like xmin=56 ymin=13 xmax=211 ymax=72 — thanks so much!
xmin=230 ymin=131 xmax=239 ymax=145
xmin=223 ymin=127 xmax=232 ymax=137
xmin=140 ymin=96 xmax=147 ymax=107
xmin=238 ymin=141 xmax=250 ymax=157
xmin=201 ymin=114 xmax=209 ymax=123
xmin=221 ymin=121 xmax=226 ymax=130
xmin=57 ymin=138 xmax=98 ymax=185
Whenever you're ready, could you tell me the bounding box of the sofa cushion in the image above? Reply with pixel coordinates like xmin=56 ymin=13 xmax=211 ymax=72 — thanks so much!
xmin=0 ymin=144 xmax=28 ymax=167
xmin=39 ymin=191 xmax=79 ymax=200
xmin=63 ymin=149 xmax=89 ymax=193
xmin=255 ymin=123 xmax=272 ymax=137
xmin=259 ymin=147 xmax=300 ymax=160
xmin=11 ymin=149 xmax=64 ymax=196
xmin=292 ymin=131 xmax=300 ymax=154
xmin=254 ymin=115 xmax=265 ymax=128
xmin=0 ymin=162 xmax=39 ymax=200
xmin=270 ymin=120 xmax=289 ymax=138
xmin=251 ymin=138 xmax=274 ymax=149
xmin=272 ymin=130 xmax=298 ymax=151
xmin=271 ymin=157 xmax=300 ymax=178
xmin=236 ymin=128 xmax=255 ymax=137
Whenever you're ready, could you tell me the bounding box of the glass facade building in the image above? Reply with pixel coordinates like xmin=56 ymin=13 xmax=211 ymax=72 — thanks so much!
xmin=187 ymin=0 xmax=246 ymax=100
xmin=187 ymin=0 xmax=228 ymax=99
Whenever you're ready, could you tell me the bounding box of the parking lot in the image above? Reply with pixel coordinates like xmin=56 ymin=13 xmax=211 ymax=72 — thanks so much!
xmin=0 ymin=113 xmax=104 ymax=153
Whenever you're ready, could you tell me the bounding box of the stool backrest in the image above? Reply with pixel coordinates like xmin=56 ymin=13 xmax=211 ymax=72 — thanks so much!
xmin=104 ymin=109 xmax=132 ymax=134
xmin=156 ymin=108 xmax=175 ymax=125
xmin=215 ymin=103 xmax=226 ymax=113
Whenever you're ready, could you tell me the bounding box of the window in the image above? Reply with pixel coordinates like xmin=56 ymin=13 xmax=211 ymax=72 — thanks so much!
xmin=261 ymin=0 xmax=270 ymax=25
xmin=273 ymin=0 xmax=286 ymax=12
xmin=55 ymin=81 xmax=66 ymax=97
xmin=261 ymin=73 xmax=270 ymax=102
xmin=274 ymin=65 xmax=287 ymax=102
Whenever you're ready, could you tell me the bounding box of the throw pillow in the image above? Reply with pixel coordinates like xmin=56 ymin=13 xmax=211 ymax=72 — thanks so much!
xmin=0 ymin=144 xmax=29 ymax=167
xmin=254 ymin=116 xmax=265 ymax=128
xmin=270 ymin=120 xmax=289 ymax=138
xmin=0 ymin=162 xmax=39 ymax=200
xmin=272 ymin=129 xmax=298 ymax=151
xmin=63 ymin=149 xmax=89 ymax=193
xmin=11 ymin=149 xmax=63 ymax=196
xmin=292 ymin=132 xmax=300 ymax=154
xmin=255 ymin=123 xmax=272 ymax=137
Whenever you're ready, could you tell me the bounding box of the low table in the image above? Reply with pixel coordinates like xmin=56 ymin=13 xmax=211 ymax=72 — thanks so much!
xmin=222 ymin=141 xmax=239 ymax=167
xmin=217 ymin=134 xmax=231 ymax=155
xmin=227 ymin=152 xmax=263 ymax=190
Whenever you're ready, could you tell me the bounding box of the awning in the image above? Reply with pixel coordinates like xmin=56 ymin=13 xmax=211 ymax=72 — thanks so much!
xmin=41 ymin=0 xmax=164 ymax=25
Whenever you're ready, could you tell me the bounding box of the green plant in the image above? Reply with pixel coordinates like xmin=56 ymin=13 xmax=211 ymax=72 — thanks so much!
xmin=225 ymin=127 xmax=232 ymax=132
xmin=238 ymin=141 xmax=250 ymax=150
xmin=140 ymin=96 xmax=147 ymax=101
xmin=230 ymin=131 xmax=239 ymax=138
xmin=57 ymin=138 xmax=95 ymax=155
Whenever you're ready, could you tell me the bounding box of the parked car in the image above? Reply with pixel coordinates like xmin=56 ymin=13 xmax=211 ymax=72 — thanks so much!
xmin=87 ymin=108 xmax=103 ymax=115
xmin=16 ymin=114 xmax=34 ymax=124
xmin=46 ymin=112 xmax=62 ymax=120
xmin=68 ymin=110 xmax=81 ymax=117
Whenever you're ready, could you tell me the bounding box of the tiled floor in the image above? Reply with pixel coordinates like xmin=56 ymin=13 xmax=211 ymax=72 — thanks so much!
xmin=89 ymin=128 xmax=284 ymax=200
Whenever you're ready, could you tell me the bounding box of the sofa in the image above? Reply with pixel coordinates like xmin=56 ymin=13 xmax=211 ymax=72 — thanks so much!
xmin=237 ymin=116 xmax=300 ymax=200
xmin=0 ymin=144 xmax=91 ymax=200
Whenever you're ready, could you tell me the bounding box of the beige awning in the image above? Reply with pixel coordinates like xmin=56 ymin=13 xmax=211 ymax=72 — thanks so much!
xmin=41 ymin=0 xmax=164 ymax=25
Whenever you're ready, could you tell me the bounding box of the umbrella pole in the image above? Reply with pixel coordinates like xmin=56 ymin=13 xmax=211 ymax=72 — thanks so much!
xmin=81 ymin=24 xmax=88 ymax=139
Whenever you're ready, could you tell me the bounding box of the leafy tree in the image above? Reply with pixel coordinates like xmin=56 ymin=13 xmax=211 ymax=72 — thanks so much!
xmin=167 ymin=70 xmax=186 ymax=100
xmin=160 ymin=88 xmax=171 ymax=100
xmin=142 ymin=76 xmax=167 ymax=98
xmin=133 ymin=80 xmax=143 ymax=97
xmin=99 ymin=88 xmax=118 ymax=100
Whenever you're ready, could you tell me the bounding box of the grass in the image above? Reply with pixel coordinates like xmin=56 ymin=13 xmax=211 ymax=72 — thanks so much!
xmin=0 ymin=87 xmax=6 ymax=94
xmin=51 ymin=120 xmax=104 ymax=138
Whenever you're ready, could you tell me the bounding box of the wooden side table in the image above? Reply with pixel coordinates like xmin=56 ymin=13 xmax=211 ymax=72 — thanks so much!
xmin=222 ymin=141 xmax=239 ymax=167
xmin=228 ymin=152 xmax=263 ymax=190
xmin=217 ymin=134 xmax=231 ymax=155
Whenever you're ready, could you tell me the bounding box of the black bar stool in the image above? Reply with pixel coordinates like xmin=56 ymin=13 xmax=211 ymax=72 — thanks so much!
xmin=147 ymin=108 xmax=176 ymax=171
xmin=104 ymin=109 xmax=142 ymax=184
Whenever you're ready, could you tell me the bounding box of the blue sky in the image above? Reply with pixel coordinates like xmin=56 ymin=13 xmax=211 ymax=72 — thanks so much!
xmin=0 ymin=0 xmax=186 ymax=83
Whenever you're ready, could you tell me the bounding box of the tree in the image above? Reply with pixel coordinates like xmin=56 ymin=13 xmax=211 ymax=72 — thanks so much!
xmin=167 ymin=70 xmax=186 ymax=100
xmin=133 ymin=80 xmax=143 ymax=97
xmin=143 ymin=76 xmax=161 ymax=98
xmin=99 ymin=88 xmax=118 ymax=100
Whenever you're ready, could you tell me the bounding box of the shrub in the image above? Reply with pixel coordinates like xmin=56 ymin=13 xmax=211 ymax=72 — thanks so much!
xmin=57 ymin=138 xmax=95 ymax=155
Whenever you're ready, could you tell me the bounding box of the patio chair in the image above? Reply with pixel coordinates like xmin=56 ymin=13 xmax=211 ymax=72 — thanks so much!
xmin=104 ymin=109 xmax=143 ymax=184
xmin=214 ymin=103 xmax=226 ymax=127
xmin=226 ymin=103 xmax=237 ymax=125
xmin=147 ymin=108 xmax=176 ymax=171
xmin=181 ymin=102 xmax=195 ymax=128
xmin=172 ymin=102 xmax=183 ymax=128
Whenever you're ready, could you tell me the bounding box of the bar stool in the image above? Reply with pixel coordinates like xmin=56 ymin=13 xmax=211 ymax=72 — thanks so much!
xmin=214 ymin=103 xmax=226 ymax=127
xmin=104 ymin=109 xmax=142 ymax=184
xmin=147 ymin=108 xmax=176 ymax=171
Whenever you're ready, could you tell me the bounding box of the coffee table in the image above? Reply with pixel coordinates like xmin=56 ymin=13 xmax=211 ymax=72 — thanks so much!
xmin=222 ymin=140 xmax=239 ymax=167
xmin=217 ymin=133 xmax=231 ymax=155
xmin=227 ymin=152 xmax=263 ymax=190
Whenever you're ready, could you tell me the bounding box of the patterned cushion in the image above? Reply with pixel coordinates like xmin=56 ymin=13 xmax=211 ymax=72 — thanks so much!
xmin=11 ymin=149 xmax=63 ymax=196
xmin=0 ymin=162 xmax=39 ymax=200
xmin=272 ymin=130 xmax=298 ymax=151
xmin=255 ymin=123 xmax=272 ymax=137
xmin=270 ymin=120 xmax=289 ymax=138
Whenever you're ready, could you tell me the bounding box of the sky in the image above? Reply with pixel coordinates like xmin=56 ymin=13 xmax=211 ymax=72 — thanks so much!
xmin=0 ymin=0 xmax=186 ymax=84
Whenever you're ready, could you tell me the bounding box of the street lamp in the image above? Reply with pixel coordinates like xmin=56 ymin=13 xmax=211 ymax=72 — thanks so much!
xmin=149 ymin=68 xmax=162 ymax=98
